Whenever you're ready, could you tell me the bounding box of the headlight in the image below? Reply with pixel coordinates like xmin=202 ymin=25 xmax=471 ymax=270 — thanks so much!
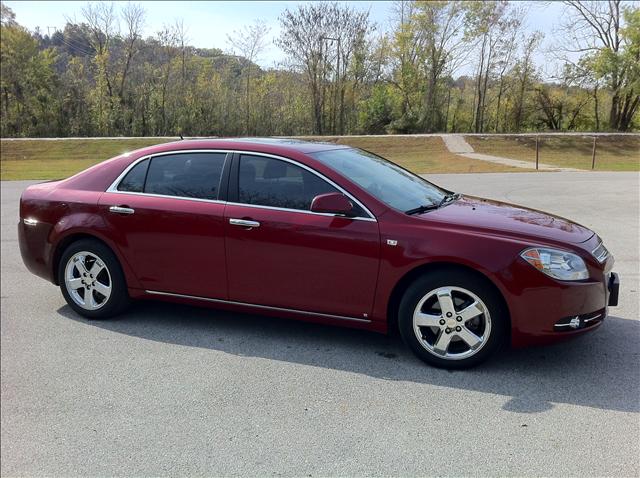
xmin=520 ymin=247 xmax=589 ymax=281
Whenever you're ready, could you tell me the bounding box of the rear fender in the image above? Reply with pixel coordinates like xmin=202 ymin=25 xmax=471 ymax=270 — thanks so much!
xmin=49 ymin=212 xmax=142 ymax=290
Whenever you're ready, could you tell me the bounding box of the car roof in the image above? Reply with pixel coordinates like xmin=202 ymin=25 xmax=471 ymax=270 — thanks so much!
xmin=138 ymin=137 xmax=351 ymax=156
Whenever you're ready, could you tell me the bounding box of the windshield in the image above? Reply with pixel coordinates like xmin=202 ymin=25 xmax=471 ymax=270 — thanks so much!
xmin=310 ymin=148 xmax=447 ymax=212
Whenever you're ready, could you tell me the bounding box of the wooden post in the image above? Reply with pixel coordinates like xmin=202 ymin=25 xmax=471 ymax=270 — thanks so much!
xmin=591 ymin=136 xmax=597 ymax=170
xmin=535 ymin=135 xmax=539 ymax=170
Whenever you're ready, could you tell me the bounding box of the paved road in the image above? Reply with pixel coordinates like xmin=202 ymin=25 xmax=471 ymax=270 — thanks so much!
xmin=2 ymin=172 xmax=639 ymax=477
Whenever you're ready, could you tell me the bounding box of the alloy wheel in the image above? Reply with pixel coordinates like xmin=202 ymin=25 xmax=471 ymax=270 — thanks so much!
xmin=412 ymin=286 xmax=492 ymax=360
xmin=64 ymin=251 xmax=112 ymax=311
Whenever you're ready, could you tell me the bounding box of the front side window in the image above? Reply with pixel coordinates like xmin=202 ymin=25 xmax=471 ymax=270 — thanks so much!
xmin=144 ymin=152 xmax=226 ymax=200
xmin=238 ymin=155 xmax=351 ymax=212
xmin=310 ymin=148 xmax=447 ymax=212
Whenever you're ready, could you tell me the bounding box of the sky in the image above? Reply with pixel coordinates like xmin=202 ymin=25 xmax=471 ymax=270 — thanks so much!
xmin=6 ymin=0 xmax=570 ymax=78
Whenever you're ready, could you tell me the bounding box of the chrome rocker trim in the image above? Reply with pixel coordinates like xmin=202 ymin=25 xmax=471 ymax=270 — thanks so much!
xmin=144 ymin=290 xmax=372 ymax=323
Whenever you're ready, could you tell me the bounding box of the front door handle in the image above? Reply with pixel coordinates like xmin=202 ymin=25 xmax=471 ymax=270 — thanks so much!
xmin=229 ymin=218 xmax=260 ymax=228
xmin=109 ymin=205 xmax=135 ymax=215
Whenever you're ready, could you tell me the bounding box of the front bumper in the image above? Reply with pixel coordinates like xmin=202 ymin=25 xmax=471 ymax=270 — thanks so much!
xmin=552 ymin=273 xmax=620 ymax=331
xmin=607 ymin=272 xmax=619 ymax=307
xmin=553 ymin=309 xmax=607 ymax=332
xmin=507 ymin=257 xmax=620 ymax=347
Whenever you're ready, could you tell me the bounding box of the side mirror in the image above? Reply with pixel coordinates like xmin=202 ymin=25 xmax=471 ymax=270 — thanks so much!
xmin=310 ymin=192 xmax=356 ymax=217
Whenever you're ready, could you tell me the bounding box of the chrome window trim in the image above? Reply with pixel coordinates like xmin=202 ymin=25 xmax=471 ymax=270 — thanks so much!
xmin=106 ymin=149 xmax=229 ymax=199
xmin=235 ymin=151 xmax=376 ymax=220
xmin=103 ymin=189 xmax=227 ymax=206
xmin=145 ymin=290 xmax=371 ymax=323
xmin=224 ymin=201 xmax=376 ymax=221
xmin=105 ymin=149 xmax=377 ymax=221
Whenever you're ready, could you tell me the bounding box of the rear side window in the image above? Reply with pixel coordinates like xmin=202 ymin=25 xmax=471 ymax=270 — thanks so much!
xmin=117 ymin=159 xmax=149 ymax=193
xmin=238 ymin=155 xmax=355 ymax=212
xmin=144 ymin=153 xmax=226 ymax=200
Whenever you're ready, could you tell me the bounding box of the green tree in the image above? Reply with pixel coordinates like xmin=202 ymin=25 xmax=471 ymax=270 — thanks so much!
xmin=359 ymin=83 xmax=394 ymax=133
xmin=413 ymin=1 xmax=468 ymax=132
xmin=0 ymin=5 xmax=59 ymax=136
xmin=562 ymin=1 xmax=640 ymax=131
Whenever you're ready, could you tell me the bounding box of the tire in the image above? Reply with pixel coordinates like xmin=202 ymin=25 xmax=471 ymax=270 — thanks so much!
xmin=58 ymin=238 xmax=130 ymax=319
xmin=398 ymin=268 xmax=508 ymax=369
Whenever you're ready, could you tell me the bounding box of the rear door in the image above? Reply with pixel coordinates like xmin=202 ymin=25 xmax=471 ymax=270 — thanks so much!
xmin=224 ymin=153 xmax=380 ymax=320
xmin=99 ymin=151 xmax=230 ymax=299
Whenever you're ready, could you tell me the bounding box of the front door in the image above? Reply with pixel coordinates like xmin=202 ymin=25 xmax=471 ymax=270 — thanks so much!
xmin=224 ymin=154 xmax=380 ymax=319
xmin=100 ymin=151 xmax=229 ymax=299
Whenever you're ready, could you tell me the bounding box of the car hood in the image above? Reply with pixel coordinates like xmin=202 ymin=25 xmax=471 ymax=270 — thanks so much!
xmin=421 ymin=195 xmax=594 ymax=244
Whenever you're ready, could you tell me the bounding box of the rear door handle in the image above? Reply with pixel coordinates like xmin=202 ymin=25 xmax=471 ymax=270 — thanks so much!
xmin=109 ymin=205 xmax=135 ymax=215
xmin=229 ymin=218 xmax=260 ymax=228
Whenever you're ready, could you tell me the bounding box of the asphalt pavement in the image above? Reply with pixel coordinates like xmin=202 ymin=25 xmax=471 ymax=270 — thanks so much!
xmin=1 ymin=172 xmax=639 ymax=477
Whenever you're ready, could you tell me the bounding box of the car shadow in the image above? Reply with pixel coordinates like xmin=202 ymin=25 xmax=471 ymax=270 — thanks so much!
xmin=57 ymin=301 xmax=640 ymax=414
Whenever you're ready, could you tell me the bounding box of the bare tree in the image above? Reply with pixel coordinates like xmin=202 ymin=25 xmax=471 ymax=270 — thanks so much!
xmin=228 ymin=20 xmax=270 ymax=135
xmin=329 ymin=7 xmax=370 ymax=134
xmin=119 ymin=2 xmax=144 ymax=98
xmin=492 ymin=6 xmax=524 ymax=132
xmin=465 ymin=0 xmax=511 ymax=133
xmin=174 ymin=19 xmax=188 ymax=82
xmin=157 ymin=24 xmax=179 ymax=134
xmin=513 ymin=32 xmax=542 ymax=131
xmin=389 ymin=0 xmax=422 ymax=129
xmin=277 ymin=2 xmax=372 ymax=135
xmin=81 ymin=2 xmax=118 ymax=133
xmin=81 ymin=2 xmax=117 ymax=56
xmin=278 ymin=4 xmax=329 ymax=134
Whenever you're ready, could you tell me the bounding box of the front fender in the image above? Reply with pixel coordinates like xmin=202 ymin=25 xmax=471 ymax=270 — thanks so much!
xmin=372 ymin=221 xmax=525 ymax=327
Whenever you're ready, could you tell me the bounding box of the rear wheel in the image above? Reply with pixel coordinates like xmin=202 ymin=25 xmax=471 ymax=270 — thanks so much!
xmin=398 ymin=269 xmax=508 ymax=369
xmin=58 ymin=239 xmax=130 ymax=319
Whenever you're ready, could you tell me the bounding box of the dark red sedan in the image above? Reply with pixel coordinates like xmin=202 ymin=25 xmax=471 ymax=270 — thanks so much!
xmin=18 ymin=138 xmax=619 ymax=368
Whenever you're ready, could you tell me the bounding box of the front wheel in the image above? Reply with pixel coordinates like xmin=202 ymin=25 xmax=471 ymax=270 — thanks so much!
xmin=398 ymin=269 xmax=508 ymax=369
xmin=58 ymin=239 xmax=130 ymax=319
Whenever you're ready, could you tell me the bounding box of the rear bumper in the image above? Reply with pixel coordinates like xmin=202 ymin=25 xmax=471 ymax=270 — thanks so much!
xmin=18 ymin=220 xmax=56 ymax=283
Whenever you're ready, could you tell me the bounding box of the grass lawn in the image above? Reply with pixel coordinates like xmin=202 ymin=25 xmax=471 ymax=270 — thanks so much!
xmin=1 ymin=135 xmax=529 ymax=180
xmin=466 ymin=135 xmax=640 ymax=171
xmin=298 ymin=135 xmax=530 ymax=174
xmin=0 ymin=138 xmax=173 ymax=180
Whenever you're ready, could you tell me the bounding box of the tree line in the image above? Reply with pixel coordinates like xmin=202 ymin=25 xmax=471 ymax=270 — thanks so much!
xmin=0 ymin=0 xmax=638 ymax=138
